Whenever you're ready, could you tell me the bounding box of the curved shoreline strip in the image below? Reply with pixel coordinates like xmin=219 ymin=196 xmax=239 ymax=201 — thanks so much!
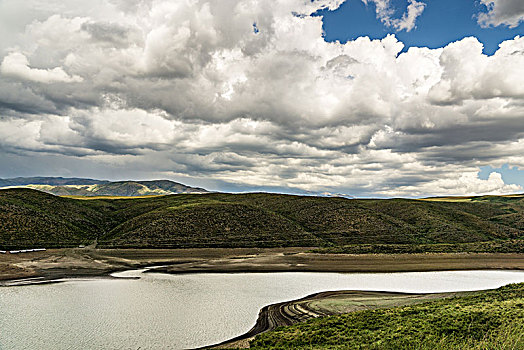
xmin=199 ymin=292 xmax=327 ymax=349
xmin=2 ymin=249 xmax=524 ymax=285
xmin=200 ymin=289 xmax=461 ymax=349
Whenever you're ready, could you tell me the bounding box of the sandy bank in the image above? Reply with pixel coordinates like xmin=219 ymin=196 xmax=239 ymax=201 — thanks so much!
xmin=153 ymin=251 xmax=524 ymax=275
xmin=1 ymin=248 xmax=523 ymax=285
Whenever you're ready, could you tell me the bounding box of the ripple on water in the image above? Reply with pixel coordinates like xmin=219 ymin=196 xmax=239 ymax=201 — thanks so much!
xmin=1 ymin=270 xmax=524 ymax=350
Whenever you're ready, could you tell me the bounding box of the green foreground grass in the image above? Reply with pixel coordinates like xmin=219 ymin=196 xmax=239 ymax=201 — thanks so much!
xmin=250 ymin=283 xmax=524 ymax=350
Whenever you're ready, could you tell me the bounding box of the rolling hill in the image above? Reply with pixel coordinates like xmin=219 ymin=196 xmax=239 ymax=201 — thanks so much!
xmin=0 ymin=189 xmax=523 ymax=250
xmin=0 ymin=177 xmax=208 ymax=196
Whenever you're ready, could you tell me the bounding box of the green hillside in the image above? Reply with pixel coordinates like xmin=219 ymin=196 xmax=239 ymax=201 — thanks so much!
xmin=0 ymin=189 xmax=523 ymax=249
xmin=250 ymin=283 xmax=524 ymax=349
xmin=0 ymin=189 xmax=108 ymax=248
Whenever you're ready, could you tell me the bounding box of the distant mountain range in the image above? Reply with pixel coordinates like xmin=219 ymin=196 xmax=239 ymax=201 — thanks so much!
xmin=0 ymin=177 xmax=208 ymax=196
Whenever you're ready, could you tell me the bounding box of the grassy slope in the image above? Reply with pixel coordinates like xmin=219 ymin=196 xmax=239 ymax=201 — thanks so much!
xmin=103 ymin=201 xmax=321 ymax=248
xmin=250 ymin=283 xmax=524 ymax=350
xmin=1 ymin=189 xmax=524 ymax=249
xmin=0 ymin=189 xmax=109 ymax=248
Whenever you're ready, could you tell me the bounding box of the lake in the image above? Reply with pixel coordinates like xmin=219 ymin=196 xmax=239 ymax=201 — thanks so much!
xmin=1 ymin=270 xmax=524 ymax=349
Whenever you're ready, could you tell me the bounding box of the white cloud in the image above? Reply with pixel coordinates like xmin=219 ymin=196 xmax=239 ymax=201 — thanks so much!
xmin=394 ymin=0 xmax=426 ymax=32
xmin=0 ymin=52 xmax=83 ymax=83
xmin=0 ymin=0 xmax=523 ymax=197
xmin=363 ymin=0 xmax=426 ymax=32
xmin=381 ymin=172 xmax=523 ymax=197
xmin=478 ymin=0 xmax=524 ymax=28
xmin=428 ymin=36 xmax=524 ymax=104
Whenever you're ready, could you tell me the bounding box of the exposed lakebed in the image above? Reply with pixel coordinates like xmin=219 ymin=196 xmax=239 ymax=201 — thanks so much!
xmin=1 ymin=270 xmax=524 ymax=349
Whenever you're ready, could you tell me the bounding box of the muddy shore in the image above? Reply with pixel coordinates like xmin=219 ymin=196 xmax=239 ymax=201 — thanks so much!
xmin=1 ymin=248 xmax=523 ymax=285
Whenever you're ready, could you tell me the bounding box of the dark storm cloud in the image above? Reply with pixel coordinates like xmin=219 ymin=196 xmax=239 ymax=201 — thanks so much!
xmin=478 ymin=0 xmax=524 ymax=28
xmin=376 ymin=118 xmax=524 ymax=153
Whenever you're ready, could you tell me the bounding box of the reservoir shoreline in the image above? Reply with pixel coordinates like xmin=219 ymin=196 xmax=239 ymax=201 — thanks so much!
xmin=1 ymin=260 xmax=523 ymax=349
xmin=205 ymin=289 xmax=473 ymax=349
xmin=1 ymin=247 xmax=523 ymax=285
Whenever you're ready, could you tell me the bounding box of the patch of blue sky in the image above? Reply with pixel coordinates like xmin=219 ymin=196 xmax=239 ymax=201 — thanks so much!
xmin=314 ymin=0 xmax=524 ymax=55
xmin=479 ymin=164 xmax=524 ymax=188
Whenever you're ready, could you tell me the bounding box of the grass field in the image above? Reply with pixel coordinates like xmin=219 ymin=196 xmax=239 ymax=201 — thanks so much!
xmin=419 ymin=193 xmax=524 ymax=202
xmin=249 ymin=283 xmax=524 ymax=349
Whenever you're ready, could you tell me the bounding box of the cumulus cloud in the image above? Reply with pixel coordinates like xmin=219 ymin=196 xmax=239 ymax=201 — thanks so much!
xmin=1 ymin=52 xmax=83 ymax=83
xmin=0 ymin=0 xmax=523 ymax=197
xmin=381 ymin=172 xmax=523 ymax=197
xmin=478 ymin=0 xmax=524 ymax=28
xmin=363 ymin=0 xmax=426 ymax=32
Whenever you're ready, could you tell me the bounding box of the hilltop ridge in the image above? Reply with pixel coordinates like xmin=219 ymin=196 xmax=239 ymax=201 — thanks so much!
xmin=1 ymin=188 xmax=523 ymax=250
xmin=0 ymin=177 xmax=208 ymax=197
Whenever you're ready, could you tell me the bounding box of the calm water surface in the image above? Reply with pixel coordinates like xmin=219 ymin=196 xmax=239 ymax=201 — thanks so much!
xmin=1 ymin=270 xmax=524 ymax=349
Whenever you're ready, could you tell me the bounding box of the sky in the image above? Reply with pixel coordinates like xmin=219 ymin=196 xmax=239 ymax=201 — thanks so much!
xmin=0 ymin=0 xmax=523 ymax=197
